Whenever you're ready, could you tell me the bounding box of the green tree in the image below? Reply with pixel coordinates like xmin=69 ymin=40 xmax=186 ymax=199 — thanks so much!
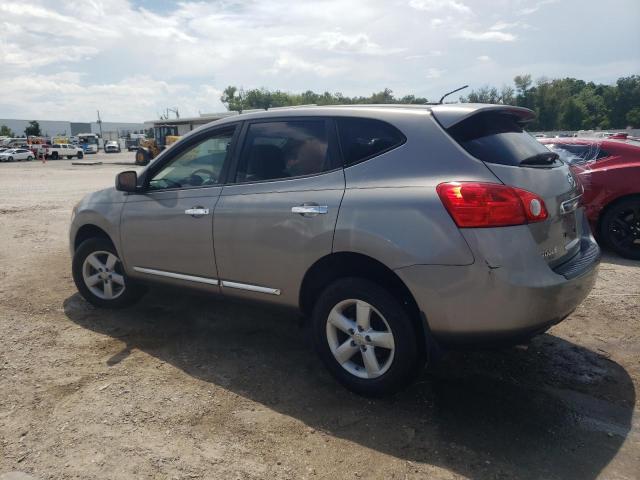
xmin=626 ymin=107 xmax=640 ymax=128
xmin=24 ymin=120 xmax=41 ymax=137
xmin=0 ymin=125 xmax=15 ymax=137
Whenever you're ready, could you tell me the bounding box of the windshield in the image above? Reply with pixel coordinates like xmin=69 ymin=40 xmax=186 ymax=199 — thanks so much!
xmin=80 ymin=136 xmax=98 ymax=144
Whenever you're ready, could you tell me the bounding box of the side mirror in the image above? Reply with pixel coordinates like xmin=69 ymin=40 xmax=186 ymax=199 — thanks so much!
xmin=115 ymin=170 xmax=138 ymax=192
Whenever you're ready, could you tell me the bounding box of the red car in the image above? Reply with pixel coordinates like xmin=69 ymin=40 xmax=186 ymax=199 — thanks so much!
xmin=540 ymin=136 xmax=640 ymax=259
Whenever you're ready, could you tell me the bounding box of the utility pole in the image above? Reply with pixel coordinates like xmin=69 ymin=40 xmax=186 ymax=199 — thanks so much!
xmin=96 ymin=110 xmax=103 ymax=139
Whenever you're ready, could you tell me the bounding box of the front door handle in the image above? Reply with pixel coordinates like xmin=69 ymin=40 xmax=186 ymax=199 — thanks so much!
xmin=291 ymin=205 xmax=328 ymax=216
xmin=185 ymin=207 xmax=210 ymax=217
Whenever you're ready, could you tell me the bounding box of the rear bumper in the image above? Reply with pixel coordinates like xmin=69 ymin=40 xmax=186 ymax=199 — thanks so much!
xmin=395 ymin=228 xmax=600 ymax=345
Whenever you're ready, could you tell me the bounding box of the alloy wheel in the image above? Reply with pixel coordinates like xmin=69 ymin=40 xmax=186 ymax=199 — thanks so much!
xmin=326 ymin=299 xmax=395 ymax=379
xmin=608 ymin=205 xmax=640 ymax=254
xmin=82 ymin=250 xmax=126 ymax=300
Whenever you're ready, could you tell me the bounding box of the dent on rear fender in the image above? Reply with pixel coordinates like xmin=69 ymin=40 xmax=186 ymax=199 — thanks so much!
xmin=333 ymin=187 xmax=475 ymax=268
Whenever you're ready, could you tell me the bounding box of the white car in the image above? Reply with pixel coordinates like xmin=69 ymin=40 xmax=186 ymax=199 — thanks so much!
xmin=46 ymin=144 xmax=84 ymax=160
xmin=104 ymin=141 xmax=121 ymax=153
xmin=0 ymin=148 xmax=34 ymax=162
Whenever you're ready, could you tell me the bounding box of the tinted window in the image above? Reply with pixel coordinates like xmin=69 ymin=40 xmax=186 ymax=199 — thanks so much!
xmin=337 ymin=118 xmax=405 ymax=166
xmin=235 ymin=120 xmax=333 ymax=182
xmin=148 ymin=127 xmax=235 ymax=190
xmin=447 ymin=112 xmax=559 ymax=167
xmin=545 ymin=143 xmax=609 ymax=165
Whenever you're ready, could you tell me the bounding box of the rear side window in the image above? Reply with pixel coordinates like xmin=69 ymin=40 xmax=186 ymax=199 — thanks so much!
xmin=337 ymin=118 xmax=405 ymax=166
xmin=235 ymin=120 xmax=334 ymax=182
xmin=447 ymin=112 xmax=560 ymax=167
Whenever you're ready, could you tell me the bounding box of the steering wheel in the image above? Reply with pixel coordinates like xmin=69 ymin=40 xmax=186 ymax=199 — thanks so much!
xmin=189 ymin=168 xmax=215 ymax=185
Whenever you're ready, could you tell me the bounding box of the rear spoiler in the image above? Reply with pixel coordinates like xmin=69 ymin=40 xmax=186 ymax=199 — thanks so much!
xmin=430 ymin=104 xmax=535 ymax=129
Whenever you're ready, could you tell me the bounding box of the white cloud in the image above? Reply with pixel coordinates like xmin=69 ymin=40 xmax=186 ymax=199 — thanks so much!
xmin=426 ymin=68 xmax=445 ymax=79
xmin=264 ymin=53 xmax=344 ymax=77
xmin=457 ymin=30 xmax=517 ymax=41
xmin=408 ymin=0 xmax=472 ymax=14
xmin=490 ymin=21 xmax=530 ymax=31
xmin=518 ymin=0 xmax=558 ymax=15
xmin=0 ymin=0 xmax=636 ymax=121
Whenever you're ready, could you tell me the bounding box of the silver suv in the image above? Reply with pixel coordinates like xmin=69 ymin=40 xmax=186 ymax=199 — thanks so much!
xmin=70 ymin=104 xmax=600 ymax=396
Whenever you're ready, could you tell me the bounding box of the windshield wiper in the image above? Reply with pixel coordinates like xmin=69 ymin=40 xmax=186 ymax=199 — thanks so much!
xmin=520 ymin=152 xmax=559 ymax=166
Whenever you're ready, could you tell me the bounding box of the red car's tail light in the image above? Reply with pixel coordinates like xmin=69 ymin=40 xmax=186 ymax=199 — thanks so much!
xmin=436 ymin=182 xmax=548 ymax=228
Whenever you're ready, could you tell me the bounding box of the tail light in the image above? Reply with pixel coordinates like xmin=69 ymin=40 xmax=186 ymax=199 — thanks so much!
xmin=436 ymin=182 xmax=548 ymax=228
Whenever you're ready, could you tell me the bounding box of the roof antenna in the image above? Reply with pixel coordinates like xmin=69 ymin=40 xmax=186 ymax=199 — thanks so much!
xmin=438 ymin=85 xmax=469 ymax=104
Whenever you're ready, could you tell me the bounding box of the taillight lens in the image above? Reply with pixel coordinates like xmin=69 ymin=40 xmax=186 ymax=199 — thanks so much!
xmin=436 ymin=182 xmax=548 ymax=228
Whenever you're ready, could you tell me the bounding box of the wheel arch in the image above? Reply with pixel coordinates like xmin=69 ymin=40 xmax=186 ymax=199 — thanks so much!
xmin=299 ymin=252 xmax=428 ymax=347
xmin=73 ymin=224 xmax=114 ymax=252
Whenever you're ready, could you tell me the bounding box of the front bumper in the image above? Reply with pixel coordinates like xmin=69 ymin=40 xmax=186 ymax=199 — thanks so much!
xmin=396 ymin=228 xmax=600 ymax=345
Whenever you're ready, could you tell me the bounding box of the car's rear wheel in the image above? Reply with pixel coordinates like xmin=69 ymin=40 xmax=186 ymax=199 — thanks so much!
xmin=312 ymin=278 xmax=423 ymax=396
xmin=52 ymin=152 xmax=59 ymax=160
xmin=72 ymin=238 xmax=146 ymax=308
xmin=601 ymin=198 xmax=640 ymax=260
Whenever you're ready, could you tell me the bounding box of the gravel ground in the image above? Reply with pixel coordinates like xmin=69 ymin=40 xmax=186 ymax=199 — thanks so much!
xmin=0 ymin=153 xmax=639 ymax=480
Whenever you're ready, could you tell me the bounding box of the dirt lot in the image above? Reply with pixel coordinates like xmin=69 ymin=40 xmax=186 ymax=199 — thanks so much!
xmin=0 ymin=153 xmax=639 ymax=480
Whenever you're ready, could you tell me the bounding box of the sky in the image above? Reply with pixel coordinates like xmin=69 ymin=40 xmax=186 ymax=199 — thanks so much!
xmin=0 ymin=0 xmax=638 ymax=122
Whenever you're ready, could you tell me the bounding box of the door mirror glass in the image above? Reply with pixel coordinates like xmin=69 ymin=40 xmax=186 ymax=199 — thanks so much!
xmin=116 ymin=170 xmax=138 ymax=192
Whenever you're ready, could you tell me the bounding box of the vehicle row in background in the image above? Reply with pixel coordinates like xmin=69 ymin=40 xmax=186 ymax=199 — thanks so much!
xmin=0 ymin=148 xmax=34 ymax=162
xmin=540 ymin=136 xmax=640 ymax=259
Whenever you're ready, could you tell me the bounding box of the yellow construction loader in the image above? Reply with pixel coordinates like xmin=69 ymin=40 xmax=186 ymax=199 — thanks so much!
xmin=135 ymin=125 xmax=181 ymax=165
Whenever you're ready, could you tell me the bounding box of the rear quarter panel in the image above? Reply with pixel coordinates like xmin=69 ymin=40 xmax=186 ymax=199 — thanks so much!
xmin=334 ymin=111 xmax=500 ymax=268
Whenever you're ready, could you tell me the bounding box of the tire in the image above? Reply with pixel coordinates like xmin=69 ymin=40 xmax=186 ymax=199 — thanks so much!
xmin=77 ymin=152 xmax=84 ymax=159
xmin=8 ymin=156 xmax=13 ymax=162
xmin=27 ymin=156 xmax=33 ymax=161
xmin=600 ymin=197 xmax=640 ymax=260
xmin=52 ymin=152 xmax=59 ymax=160
xmin=72 ymin=238 xmax=146 ymax=308
xmin=312 ymin=277 xmax=424 ymax=397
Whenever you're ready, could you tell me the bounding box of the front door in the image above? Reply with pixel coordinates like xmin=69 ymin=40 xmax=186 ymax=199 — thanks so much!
xmin=121 ymin=125 xmax=237 ymax=290
xmin=214 ymin=118 xmax=345 ymax=306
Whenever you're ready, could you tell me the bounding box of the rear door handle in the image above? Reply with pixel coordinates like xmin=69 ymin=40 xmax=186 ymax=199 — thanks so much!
xmin=185 ymin=207 xmax=210 ymax=217
xmin=291 ymin=205 xmax=328 ymax=216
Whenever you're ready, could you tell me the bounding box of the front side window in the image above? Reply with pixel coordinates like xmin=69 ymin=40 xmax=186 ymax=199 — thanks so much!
xmin=235 ymin=120 xmax=333 ymax=183
xmin=337 ymin=118 xmax=406 ymax=166
xmin=148 ymin=127 xmax=235 ymax=190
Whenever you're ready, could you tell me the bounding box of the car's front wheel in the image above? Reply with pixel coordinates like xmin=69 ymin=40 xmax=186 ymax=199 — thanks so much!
xmin=601 ymin=197 xmax=640 ymax=260
xmin=77 ymin=151 xmax=84 ymax=159
xmin=312 ymin=278 xmax=424 ymax=396
xmin=72 ymin=238 xmax=146 ymax=308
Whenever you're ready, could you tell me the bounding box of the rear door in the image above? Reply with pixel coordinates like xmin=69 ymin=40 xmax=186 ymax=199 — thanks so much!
xmin=213 ymin=118 xmax=344 ymax=306
xmin=442 ymin=109 xmax=584 ymax=266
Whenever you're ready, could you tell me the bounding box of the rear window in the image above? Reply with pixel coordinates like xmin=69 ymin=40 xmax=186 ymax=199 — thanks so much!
xmin=447 ymin=111 xmax=560 ymax=167
xmin=545 ymin=143 xmax=609 ymax=165
xmin=337 ymin=118 xmax=405 ymax=166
